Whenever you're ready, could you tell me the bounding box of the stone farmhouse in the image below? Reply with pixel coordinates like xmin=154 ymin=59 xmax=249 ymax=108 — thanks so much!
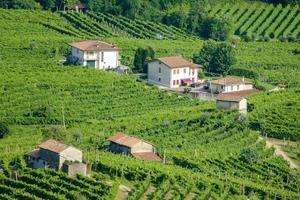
xmin=69 ymin=40 xmax=120 ymax=70
xmin=209 ymin=77 xmax=253 ymax=93
xmin=148 ymin=56 xmax=201 ymax=88
xmin=26 ymin=139 xmax=88 ymax=177
xmin=108 ymin=132 xmax=161 ymax=161
xmin=216 ymin=89 xmax=259 ymax=113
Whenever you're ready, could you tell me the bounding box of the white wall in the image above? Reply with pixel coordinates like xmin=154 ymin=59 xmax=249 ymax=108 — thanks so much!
xmin=148 ymin=61 xmax=171 ymax=87
xmin=216 ymin=98 xmax=247 ymax=113
xmin=148 ymin=61 xmax=198 ymax=88
xmin=71 ymin=47 xmax=119 ymax=69
xmin=211 ymin=83 xmax=253 ymax=93
xmin=59 ymin=147 xmax=83 ymax=170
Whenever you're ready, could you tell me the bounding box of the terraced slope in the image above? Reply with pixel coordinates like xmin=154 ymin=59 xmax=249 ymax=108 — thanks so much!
xmin=209 ymin=3 xmax=300 ymax=39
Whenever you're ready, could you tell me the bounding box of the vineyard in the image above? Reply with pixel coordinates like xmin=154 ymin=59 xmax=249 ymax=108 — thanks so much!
xmin=209 ymin=2 xmax=300 ymax=39
xmin=248 ymin=89 xmax=300 ymax=141
xmin=0 ymin=8 xmax=300 ymax=199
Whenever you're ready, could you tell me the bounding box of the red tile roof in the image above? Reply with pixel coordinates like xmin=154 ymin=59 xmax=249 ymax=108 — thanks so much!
xmin=216 ymin=89 xmax=259 ymax=102
xmin=38 ymin=139 xmax=70 ymax=154
xmin=108 ymin=132 xmax=147 ymax=148
xmin=211 ymin=78 xmax=252 ymax=86
xmin=69 ymin=40 xmax=119 ymax=51
xmin=132 ymin=152 xmax=161 ymax=161
xmin=157 ymin=56 xmax=201 ymax=69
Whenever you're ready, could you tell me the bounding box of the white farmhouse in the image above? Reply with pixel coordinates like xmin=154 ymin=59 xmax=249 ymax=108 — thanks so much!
xmin=210 ymin=78 xmax=253 ymax=93
xmin=69 ymin=40 xmax=120 ymax=69
xmin=148 ymin=56 xmax=201 ymax=88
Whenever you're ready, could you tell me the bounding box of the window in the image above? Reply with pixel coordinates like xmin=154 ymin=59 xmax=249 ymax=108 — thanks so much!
xmin=237 ymin=85 xmax=240 ymax=90
xmin=231 ymin=86 xmax=233 ymax=91
xmin=101 ymin=52 xmax=104 ymax=62
xmin=173 ymin=69 xmax=176 ymax=75
xmin=184 ymin=68 xmax=186 ymax=73
xmin=158 ymin=77 xmax=161 ymax=82
xmin=173 ymin=80 xmax=176 ymax=85
xmin=192 ymin=69 xmax=195 ymax=75
xmin=177 ymin=69 xmax=180 ymax=74
xmin=176 ymin=80 xmax=179 ymax=85
xmin=221 ymin=85 xmax=225 ymax=90
xmin=159 ymin=67 xmax=161 ymax=73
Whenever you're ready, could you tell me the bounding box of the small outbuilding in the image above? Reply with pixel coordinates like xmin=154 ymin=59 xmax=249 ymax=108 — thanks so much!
xmin=26 ymin=139 xmax=88 ymax=177
xmin=215 ymin=89 xmax=259 ymax=113
xmin=108 ymin=132 xmax=161 ymax=161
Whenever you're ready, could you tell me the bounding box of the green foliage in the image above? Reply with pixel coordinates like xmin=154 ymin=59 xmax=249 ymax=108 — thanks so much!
xmin=0 ymin=122 xmax=9 ymax=139
xmin=200 ymin=15 xmax=233 ymax=41
xmin=193 ymin=41 xmax=236 ymax=75
xmin=229 ymin=68 xmax=259 ymax=80
xmin=133 ymin=46 xmax=155 ymax=73
xmin=42 ymin=126 xmax=67 ymax=141
xmin=239 ymin=148 xmax=260 ymax=164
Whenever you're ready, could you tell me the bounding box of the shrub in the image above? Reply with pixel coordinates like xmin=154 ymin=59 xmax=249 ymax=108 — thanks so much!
xmin=264 ymin=35 xmax=271 ymax=42
xmin=229 ymin=67 xmax=259 ymax=79
xmin=287 ymin=35 xmax=296 ymax=42
xmin=32 ymin=106 xmax=51 ymax=118
xmin=65 ymin=55 xmax=81 ymax=66
xmin=279 ymin=36 xmax=287 ymax=42
xmin=43 ymin=126 xmax=67 ymax=141
xmin=241 ymin=34 xmax=252 ymax=42
xmin=183 ymin=87 xmax=191 ymax=94
xmin=239 ymin=148 xmax=260 ymax=163
xmin=0 ymin=121 xmax=9 ymax=139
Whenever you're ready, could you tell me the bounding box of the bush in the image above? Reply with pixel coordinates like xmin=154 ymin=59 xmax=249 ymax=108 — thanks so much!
xmin=200 ymin=16 xmax=233 ymax=41
xmin=0 ymin=122 xmax=9 ymax=139
xmin=241 ymin=34 xmax=252 ymax=42
xmin=65 ymin=55 xmax=81 ymax=66
xmin=279 ymin=36 xmax=287 ymax=42
xmin=264 ymin=35 xmax=271 ymax=42
xmin=239 ymin=148 xmax=260 ymax=163
xmin=287 ymin=35 xmax=296 ymax=42
xmin=43 ymin=126 xmax=67 ymax=141
xmin=32 ymin=106 xmax=51 ymax=118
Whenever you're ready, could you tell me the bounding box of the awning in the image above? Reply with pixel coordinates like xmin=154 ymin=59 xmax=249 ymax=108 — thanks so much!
xmin=181 ymin=79 xmax=192 ymax=84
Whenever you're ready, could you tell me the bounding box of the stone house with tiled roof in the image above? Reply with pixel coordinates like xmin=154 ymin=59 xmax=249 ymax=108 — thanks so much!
xmin=108 ymin=132 xmax=161 ymax=161
xmin=26 ymin=139 xmax=87 ymax=176
xmin=148 ymin=56 xmax=202 ymax=88
xmin=215 ymin=89 xmax=259 ymax=113
xmin=69 ymin=40 xmax=120 ymax=69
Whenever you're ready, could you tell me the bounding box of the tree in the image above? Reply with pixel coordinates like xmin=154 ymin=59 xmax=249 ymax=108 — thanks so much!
xmin=200 ymin=15 xmax=232 ymax=41
xmin=39 ymin=0 xmax=55 ymax=10
xmin=193 ymin=41 xmax=236 ymax=76
xmin=162 ymin=3 xmax=190 ymax=29
xmin=118 ymin=0 xmax=141 ymax=19
xmin=133 ymin=46 xmax=155 ymax=73
xmin=0 ymin=121 xmax=9 ymax=139
xmin=42 ymin=126 xmax=67 ymax=141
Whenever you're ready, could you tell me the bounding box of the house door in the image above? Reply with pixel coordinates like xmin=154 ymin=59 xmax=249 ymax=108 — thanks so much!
xmin=86 ymin=60 xmax=96 ymax=67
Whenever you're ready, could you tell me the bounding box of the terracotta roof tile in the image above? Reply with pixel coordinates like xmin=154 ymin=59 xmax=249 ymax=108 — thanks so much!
xmin=216 ymin=89 xmax=259 ymax=102
xmin=132 ymin=152 xmax=161 ymax=161
xmin=38 ymin=139 xmax=70 ymax=154
xmin=108 ymin=132 xmax=151 ymax=148
xmin=211 ymin=78 xmax=252 ymax=86
xmin=157 ymin=56 xmax=201 ymax=68
xmin=69 ymin=40 xmax=119 ymax=51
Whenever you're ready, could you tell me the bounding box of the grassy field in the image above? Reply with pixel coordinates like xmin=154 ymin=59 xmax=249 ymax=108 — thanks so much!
xmin=0 ymin=9 xmax=299 ymax=199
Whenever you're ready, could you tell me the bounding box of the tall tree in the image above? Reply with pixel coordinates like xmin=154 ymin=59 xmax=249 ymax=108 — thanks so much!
xmin=118 ymin=0 xmax=141 ymax=19
xmin=133 ymin=46 xmax=155 ymax=73
xmin=193 ymin=41 xmax=236 ymax=76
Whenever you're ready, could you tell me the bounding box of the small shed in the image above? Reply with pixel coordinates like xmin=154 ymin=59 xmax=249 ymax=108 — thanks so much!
xmin=108 ymin=132 xmax=161 ymax=161
xmin=216 ymin=94 xmax=247 ymax=114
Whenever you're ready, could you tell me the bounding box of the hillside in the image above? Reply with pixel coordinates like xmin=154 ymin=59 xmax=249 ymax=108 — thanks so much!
xmin=0 ymin=9 xmax=299 ymax=199
xmin=210 ymin=3 xmax=300 ymax=39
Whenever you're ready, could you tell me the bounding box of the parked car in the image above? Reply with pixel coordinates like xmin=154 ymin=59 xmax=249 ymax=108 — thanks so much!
xmin=191 ymin=83 xmax=201 ymax=88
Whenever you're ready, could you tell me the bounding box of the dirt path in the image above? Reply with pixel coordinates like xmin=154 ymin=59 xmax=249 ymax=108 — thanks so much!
xmin=114 ymin=185 xmax=131 ymax=200
xmin=263 ymin=137 xmax=299 ymax=170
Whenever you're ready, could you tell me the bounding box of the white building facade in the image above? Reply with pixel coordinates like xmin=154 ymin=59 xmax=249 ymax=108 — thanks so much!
xmin=210 ymin=78 xmax=253 ymax=93
xmin=148 ymin=56 xmax=201 ymax=88
xmin=69 ymin=40 xmax=120 ymax=70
